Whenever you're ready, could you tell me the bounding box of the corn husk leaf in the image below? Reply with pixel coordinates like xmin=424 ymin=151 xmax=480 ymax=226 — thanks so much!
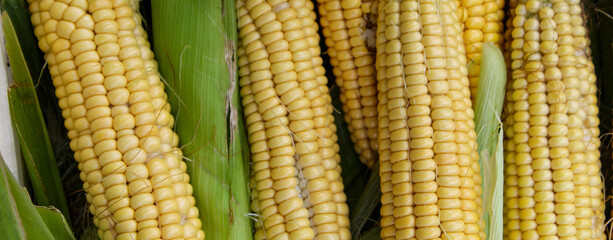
xmin=0 ymin=154 xmax=74 ymax=240
xmin=472 ymin=42 xmax=506 ymax=239
xmin=1 ymin=1 xmax=70 ymax=221
xmin=360 ymin=226 xmax=382 ymax=240
xmin=150 ymin=1 xmax=252 ymax=239
xmin=35 ymin=206 xmax=76 ymax=240
xmin=350 ymin=163 xmax=381 ymax=237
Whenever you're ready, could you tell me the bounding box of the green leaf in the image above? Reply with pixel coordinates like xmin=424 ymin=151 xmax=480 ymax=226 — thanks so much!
xmin=360 ymin=226 xmax=382 ymax=240
xmin=35 ymin=206 xmax=76 ymax=240
xmin=1 ymin=6 xmax=70 ymax=222
xmin=472 ymin=42 xmax=506 ymax=239
xmin=0 ymin=154 xmax=75 ymax=240
xmin=0 ymin=155 xmax=26 ymax=240
xmin=350 ymin=163 xmax=381 ymax=237
xmin=150 ymin=1 xmax=252 ymax=239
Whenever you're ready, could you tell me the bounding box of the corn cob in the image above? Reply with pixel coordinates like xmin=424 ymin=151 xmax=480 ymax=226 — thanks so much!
xmin=459 ymin=0 xmax=505 ymax=103
xmin=375 ymin=0 xmax=483 ymax=239
xmin=453 ymin=0 xmax=485 ymax=237
xmin=317 ymin=0 xmax=379 ymax=168
xmin=26 ymin=0 xmax=204 ymax=239
xmin=503 ymin=0 xmax=605 ymax=239
xmin=298 ymin=1 xmax=351 ymax=236
xmin=127 ymin=5 xmax=204 ymax=238
xmin=236 ymin=0 xmax=350 ymax=239
xmin=28 ymin=0 xmax=117 ymax=237
xmin=450 ymin=1 xmax=486 ymax=238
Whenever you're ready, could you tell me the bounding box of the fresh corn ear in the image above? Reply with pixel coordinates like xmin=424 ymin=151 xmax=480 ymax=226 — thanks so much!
xmin=503 ymin=0 xmax=605 ymax=239
xmin=316 ymin=0 xmax=379 ymax=168
xmin=236 ymin=0 xmax=350 ymax=239
xmin=26 ymin=0 xmax=203 ymax=239
xmin=376 ymin=0 xmax=484 ymax=239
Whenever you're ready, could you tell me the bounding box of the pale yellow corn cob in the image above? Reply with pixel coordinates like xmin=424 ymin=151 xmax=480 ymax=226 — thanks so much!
xmin=503 ymin=0 xmax=605 ymax=239
xmin=237 ymin=0 xmax=350 ymax=239
xmin=317 ymin=0 xmax=379 ymax=168
xmin=26 ymin=0 xmax=204 ymax=239
xmin=375 ymin=0 xmax=483 ymax=239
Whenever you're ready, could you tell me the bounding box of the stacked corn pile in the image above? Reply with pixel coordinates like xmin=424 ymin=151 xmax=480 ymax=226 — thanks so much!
xmin=317 ymin=0 xmax=379 ymax=168
xmin=502 ymin=0 xmax=606 ymax=238
xmin=26 ymin=0 xmax=203 ymax=239
xmin=375 ymin=0 xmax=485 ymax=239
xmin=236 ymin=0 xmax=351 ymax=239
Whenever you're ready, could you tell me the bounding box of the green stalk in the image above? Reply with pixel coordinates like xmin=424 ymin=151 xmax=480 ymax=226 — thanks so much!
xmin=472 ymin=42 xmax=506 ymax=239
xmin=151 ymin=1 xmax=252 ymax=239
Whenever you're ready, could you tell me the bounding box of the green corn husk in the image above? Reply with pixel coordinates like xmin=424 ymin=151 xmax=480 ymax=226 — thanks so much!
xmin=350 ymin=163 xmax=381 ymax=237
xmin=472 ymin=42 xmax=506 ymax=239
xmin=0 ymin=153 xmax=74 ymax=240
xmin=361 ymin=226 xmax=382 ymax=240
xmin=1 ymin=0 xmax=70 ymax=221
xmin=151 ymin=1 xmax=252 ymax=239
